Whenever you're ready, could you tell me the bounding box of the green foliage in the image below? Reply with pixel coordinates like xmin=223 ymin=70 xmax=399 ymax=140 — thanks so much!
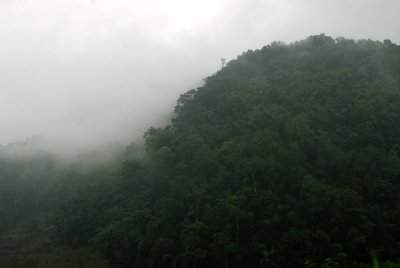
xmin=91 ymin=35 xmax=400 ymax=267
xmin=87 ymin=35 xmax=400 ymax=267
xmin=2 ymin=35 xmax=400 ymax=267
xmin=0 ymin=145 xmax=119 ymax=267
xmin=105 ymin=35 xmax=400 ymax=267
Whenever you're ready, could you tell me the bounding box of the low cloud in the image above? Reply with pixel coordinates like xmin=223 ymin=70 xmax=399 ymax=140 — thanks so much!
xmin=0 ymin=0 xmax=399 ymax=154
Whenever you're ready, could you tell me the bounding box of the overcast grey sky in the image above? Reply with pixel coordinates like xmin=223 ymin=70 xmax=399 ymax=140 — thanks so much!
xmin=0 ymin=0 xmax=399 ymax=153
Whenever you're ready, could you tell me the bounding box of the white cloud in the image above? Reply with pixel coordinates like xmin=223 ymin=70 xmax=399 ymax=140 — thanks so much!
xmin=0 ymin=0 xmax=399 ymax=153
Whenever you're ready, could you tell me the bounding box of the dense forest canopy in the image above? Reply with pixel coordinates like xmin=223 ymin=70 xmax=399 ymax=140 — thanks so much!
xmin=1 ymin=35 xmax=400 ymax=267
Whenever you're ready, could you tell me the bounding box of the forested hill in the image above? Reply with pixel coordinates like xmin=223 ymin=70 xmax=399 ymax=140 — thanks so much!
xmin=87 ymin=35 xmax=400 ymax=267
xmin=2 ymin=35 xmax=400 ymax=267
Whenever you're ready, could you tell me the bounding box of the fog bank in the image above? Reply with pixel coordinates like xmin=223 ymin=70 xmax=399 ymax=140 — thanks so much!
xmin=1 ymin=0 xmax=399 ymax=154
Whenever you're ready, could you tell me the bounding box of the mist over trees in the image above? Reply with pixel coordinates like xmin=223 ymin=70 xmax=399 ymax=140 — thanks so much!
xmin=1 ymin=35 xmax=400 ymax=267
xmin=2 ymin=0 xmax=399 ymax=153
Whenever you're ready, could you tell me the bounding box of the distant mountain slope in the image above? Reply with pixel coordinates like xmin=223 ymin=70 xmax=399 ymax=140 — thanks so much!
xmin=45 ymin=35 xmax=400 ymax=267
xmin=0 ymin=137 xmax=116 ymax=267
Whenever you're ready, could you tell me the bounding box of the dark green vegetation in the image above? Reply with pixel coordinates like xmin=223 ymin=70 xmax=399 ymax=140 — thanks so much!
xmin=1 ymin=35 xmax=400 ymax=267
xmin=0 ymin=139 xmax=112 ymax=267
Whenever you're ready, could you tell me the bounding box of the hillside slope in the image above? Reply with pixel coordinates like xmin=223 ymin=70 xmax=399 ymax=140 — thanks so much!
xmin=75 ymin=35 xmax=400 ymax=267
xmin=2 ymin=35 xmax=400 ymax=267
xmin=77 ymin=35 xmax=400 ymax=267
